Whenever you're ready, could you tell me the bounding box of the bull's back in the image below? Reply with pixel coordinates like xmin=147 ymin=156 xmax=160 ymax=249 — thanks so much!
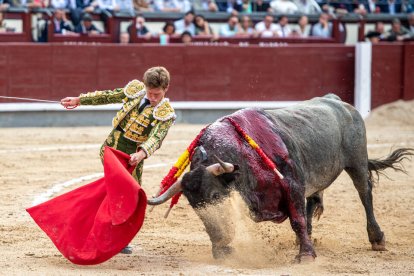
xmin=263 ymin=95 xmax=366 ymax=195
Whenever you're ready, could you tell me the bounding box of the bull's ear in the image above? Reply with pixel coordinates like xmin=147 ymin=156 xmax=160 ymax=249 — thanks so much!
xmin=220 ymin=170 xmax=240 ymax=184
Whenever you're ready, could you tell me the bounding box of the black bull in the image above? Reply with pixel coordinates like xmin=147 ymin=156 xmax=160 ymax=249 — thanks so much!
xmin=148 ymin=94 xmax=413 ymax=262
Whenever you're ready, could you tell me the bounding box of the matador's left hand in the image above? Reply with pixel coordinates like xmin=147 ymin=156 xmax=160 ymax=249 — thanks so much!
xmin=129 ymin=150 xmax=147 ymax=166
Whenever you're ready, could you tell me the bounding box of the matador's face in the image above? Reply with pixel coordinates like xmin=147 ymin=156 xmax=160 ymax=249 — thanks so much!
xmin=146 ymin=87 xmax=167 ymax=107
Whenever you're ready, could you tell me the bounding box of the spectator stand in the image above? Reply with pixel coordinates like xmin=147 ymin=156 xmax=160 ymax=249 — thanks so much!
xmin=0 ymin=8 xmax=413 ymax=44
xmin=131 ymin=12 xmax=342 ymax=44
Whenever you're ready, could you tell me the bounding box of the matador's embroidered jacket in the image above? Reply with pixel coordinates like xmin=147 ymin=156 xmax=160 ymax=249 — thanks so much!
xmin=79 ymin=79 xmax=176 ymax=157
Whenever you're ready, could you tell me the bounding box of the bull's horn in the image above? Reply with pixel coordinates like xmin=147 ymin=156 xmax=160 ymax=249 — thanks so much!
xmin=213 ymin=154 xmax=235 ymax=173
xmin=147 ymin=180 xmax=182 ymax=205
xmin=206 ymin=157 xmax=235 ymax=176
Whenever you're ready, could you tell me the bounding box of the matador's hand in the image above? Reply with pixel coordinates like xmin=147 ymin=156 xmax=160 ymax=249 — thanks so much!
xmin=129 ymin=150 xmax=147 ymax=166
xmin=60 ymin=97 xmax=80 ymax=109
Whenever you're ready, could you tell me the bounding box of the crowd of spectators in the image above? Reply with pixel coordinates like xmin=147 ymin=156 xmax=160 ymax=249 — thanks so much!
xmin=0 ymin=0 xmax=413 ymax=16
xmin=119 ymin=11 xmax=338 ymax=42
xmin=366 ymin=12 xmax=414 ymax=41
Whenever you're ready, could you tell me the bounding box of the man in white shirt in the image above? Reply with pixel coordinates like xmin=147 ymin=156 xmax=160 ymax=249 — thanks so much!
xmin=276 ymin=15 xmax=291 ymax=37
xmin=270 ymin=0 xmax=298 ymax=14
xmin=311 ymin=12 xmax=331 ymax=38
xmin=219 ymin=15 xmax=240 ymax=37
xmin=255 ymin=14 xmax=279 ymax=37
xmin=153 ymin=0 xmax=191 ymax=12
xmin=293 ymin=0 xmax=320 ymax=14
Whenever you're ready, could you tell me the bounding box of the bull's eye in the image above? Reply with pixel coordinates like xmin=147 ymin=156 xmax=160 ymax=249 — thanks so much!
xmin=212 ymin=193 xmax=220 ymax=201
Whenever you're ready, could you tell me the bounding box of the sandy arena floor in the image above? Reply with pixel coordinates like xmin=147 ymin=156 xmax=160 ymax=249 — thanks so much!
xmin=0 ymin=100 xmax=413 ymax=275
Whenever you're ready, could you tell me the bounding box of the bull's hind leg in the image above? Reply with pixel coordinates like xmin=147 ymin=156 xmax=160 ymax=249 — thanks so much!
xmin=296 ymin=192 xmax=324 ymax=246
xmin=345 ymin=166 xmax=386 ymax=251
xmin=306 ymin=191 xmax=324 ymax=237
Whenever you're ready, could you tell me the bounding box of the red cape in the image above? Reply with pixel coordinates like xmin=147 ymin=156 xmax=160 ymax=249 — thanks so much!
xmin=26 ymin=147 xmax=147 ymax=265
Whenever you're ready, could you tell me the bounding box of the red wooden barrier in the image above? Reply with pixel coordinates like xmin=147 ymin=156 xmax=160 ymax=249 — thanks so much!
xmin=402 ymin=42 xmax=414 ymax=101
xmin=0 ymin=44 xmax=355 ymax=104
xmin=0 ymin=43 xmax=412 ymax=108
xmin=371 ymin=43 xmax=404 ymax=108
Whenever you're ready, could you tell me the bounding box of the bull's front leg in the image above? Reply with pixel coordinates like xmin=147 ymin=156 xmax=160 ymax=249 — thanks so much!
xmin=287 ymin=181 xmax=317 ymax=262
xmin=195 ymin=202 xmax=236 ymax=259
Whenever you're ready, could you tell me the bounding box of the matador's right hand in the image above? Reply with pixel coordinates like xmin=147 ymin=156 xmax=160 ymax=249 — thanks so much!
xmin=60 ymin=97 xmax=80 ymax=109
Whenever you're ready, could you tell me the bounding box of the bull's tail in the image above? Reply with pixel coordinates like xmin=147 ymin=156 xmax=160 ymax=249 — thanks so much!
xmin=368 ymin=148 xmax=414 ymax=184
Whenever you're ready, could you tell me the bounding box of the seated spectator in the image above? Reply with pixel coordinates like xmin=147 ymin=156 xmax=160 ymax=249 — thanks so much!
xmin=174 ymin=10 xmax=195 ymax=35
xmin=70 ymin=0 xmax=96 ymax=27
xmin=240 ymin=0 xmax=252 ymax=13
xmin=161 ymin=21 xmax=176 ymax=36
xmin=0 ymin=12 xmax=6 ymax=32
xmin=53 ymin=9 xmax=75 ymax=34
xmin=365 ymin=31 xmax=381 ymax=43
xmin=116 ymin=0 xmax=134 ymax=13
xmin=370 ymin=21 xmax=387 ymax=41
xmin=119 ymin=32 xmax=130 ymax=43
xmin=270 ymin=0 xmax=298 ymax=14
xmin=180 ymin=30 xmax=192 ymax=44
xmin=97 ymin=0 xmax=119 ymax=13
xmin=1 ymin=0 xmax=24 ymax=8
xmin=75 ymin=13 xmax=101 ymax=34
xmin=384 ymin=18 xmax=410 ymax=41
xmin=408 ymin=12 xmax=414 ymax=36
xmin=127 ymin=15 xmax=152 ymax=39
xmin=354 ymin=0 xmax=381 ymax=15
xmin=276 ymin=15 xmax=291 ymax=37
xmin=0 ymin=0 xmax=10 ymax=10
xmin=293 ymin=0 xmax=321 ymax=14
xmin=133 ymin=0 xmax=153 ymax=11
xmin=51 ymin=0 xmax=74 ymax=9
xmin=255 ymin=14 xmax=278 ymax=38
xmin=195 ymin=15 xmax=213 ymax=35
xmin=310 ymin=12 xmax=331 ymax=38
xmin=220 ymin=14 xmax=240 ymax=37
xmin=153 ymin=0 xmax=191 ymax=12
xmin=26 ymin=0 xmax=49 ymax=8
xmin=404 ymin=0 xmax=413 ymax=13
xmin=329 ymin=1 xmax=354 ymax=14
xmin=193 ymin=0 xmax=218 ymax=12
xmin=379 ymin=0 xmax=402 ymax=14
xmin=217 ymin=0 xmax=243 ymax=13
xmin=252 ymin=0 xmax=270 ymax=11
xmin=239 ymin=15 xmax=254 ymax=36
xmin=292 ymin=14 xmax=308 ymax=37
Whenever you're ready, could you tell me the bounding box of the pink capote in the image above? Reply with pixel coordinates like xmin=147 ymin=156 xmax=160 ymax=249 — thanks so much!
xmin=26 ymin=146 xmax=147 ymax=265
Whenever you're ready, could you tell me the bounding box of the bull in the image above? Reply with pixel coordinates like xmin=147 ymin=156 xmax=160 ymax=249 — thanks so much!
xmin=148 ymin=94 xmax=413 ymax=262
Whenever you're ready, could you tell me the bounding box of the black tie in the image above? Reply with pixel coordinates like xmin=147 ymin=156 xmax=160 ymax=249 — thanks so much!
xmin=138 ymin=98 xmax=150 ymax=114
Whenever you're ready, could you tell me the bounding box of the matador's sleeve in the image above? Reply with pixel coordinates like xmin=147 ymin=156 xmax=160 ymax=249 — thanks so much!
xmin=79 ymin=80 xmax=146 ymax=105
xmin=139 ymin=118 xmax=175 ymax=158
xmin=79 ymin=88 xmax=125 ymax=105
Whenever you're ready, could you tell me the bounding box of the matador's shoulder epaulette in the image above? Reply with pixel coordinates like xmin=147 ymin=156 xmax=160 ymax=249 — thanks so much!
xmin=123 ymin=79 xmax=146 ymax=99
xmin=153 ymin=98 xmax=176 ymax=121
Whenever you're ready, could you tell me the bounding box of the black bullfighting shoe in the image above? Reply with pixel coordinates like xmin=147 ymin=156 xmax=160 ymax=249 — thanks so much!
xmin=120 ymin=245 xmax=133 ymax=254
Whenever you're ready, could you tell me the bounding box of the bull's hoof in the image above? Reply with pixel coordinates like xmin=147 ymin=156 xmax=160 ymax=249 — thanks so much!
xmin=295 ymin=253 xmax=316 ymax=263
xmin=371 ymin=235 xmax=387 ymax=251
xmin=212 ymin=245 xmax=233 ymax=259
